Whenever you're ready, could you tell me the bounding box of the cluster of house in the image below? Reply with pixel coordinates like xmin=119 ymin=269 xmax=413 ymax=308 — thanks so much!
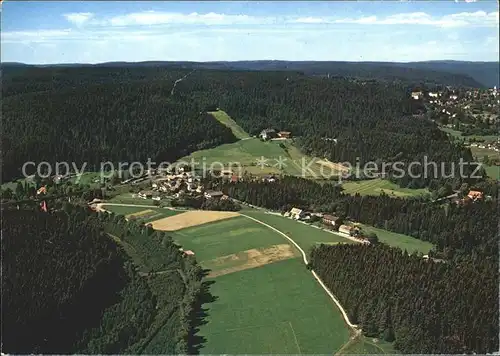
xmin=411 ymin=90 xmax=458 ymax=103
xmin=468 ymin=140 xmax=500 ymax=152
xmin=285 ymin=208 xmax=375 ymax=244
xmin=451 ymin=190 xmax=486 ymax=205
xmin=259 ymin=129 xmax=292 ymax=141
xmin=137 ymin=167 xmax=230 ymax=201
xmin=149 ymin=170 xmax=204 ymax=199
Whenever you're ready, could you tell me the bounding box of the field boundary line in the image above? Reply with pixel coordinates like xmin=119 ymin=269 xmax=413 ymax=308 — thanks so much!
xmin=288 ymin=321 xmax=302 ymax=355
xmin=240 ymin=213 xmax=360 ymax=332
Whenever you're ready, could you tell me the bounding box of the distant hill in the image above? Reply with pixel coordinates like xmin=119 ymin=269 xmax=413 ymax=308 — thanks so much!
xmin=398 ymin=61 xmax=499 ymax=89
xmin=3 ymin=60 xmax=495 ymax=88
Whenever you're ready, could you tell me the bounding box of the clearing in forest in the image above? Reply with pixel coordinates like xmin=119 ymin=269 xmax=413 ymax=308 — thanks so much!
xmin=100 ymin=205 xmax=183 ymax=222
xmin=316 ymin=159 xmax=350 ymax=173
xmin=179 ymin=137 xmax=341 ymax=178
xmin=209 ymin=110 xmax=250 ymax=140
xmin=149 ymin=210 xmax=240 ymax=231
xmin=340 ymin=178 xmax=429 ymax=197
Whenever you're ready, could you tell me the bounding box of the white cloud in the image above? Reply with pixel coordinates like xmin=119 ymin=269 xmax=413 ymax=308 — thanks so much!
xmin=1 ymin=29 xmax=73 ymax=43
xmin=294 ymin=17 xmax=326 ymax=24
xmin=63 ymin=12 xmax=94 ymax=27
xmin=107 ymin=11 xmax=273 ymax=26
xmin=311 ymin=11 xmax=499 ymax=27
xmin=58 ymin=10 xmax=499 ymax=29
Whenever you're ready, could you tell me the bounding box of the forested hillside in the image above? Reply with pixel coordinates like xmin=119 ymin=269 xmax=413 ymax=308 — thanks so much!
xmin=310 ymin=244 xmax=498 ymax=354
xmin=2 ymin=66 xmax=478 ymax=190
xmin=2 ymin=71 xmax=237 ymax=181
xmin=2 ymin=207 xmax=203 ymax=354
xmin=2 ymin=60 xmax=487 ymax=87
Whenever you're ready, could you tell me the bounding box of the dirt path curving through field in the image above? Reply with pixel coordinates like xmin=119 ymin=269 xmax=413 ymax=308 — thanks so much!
xmin=240 ymin=213 xmax=360 ymax=333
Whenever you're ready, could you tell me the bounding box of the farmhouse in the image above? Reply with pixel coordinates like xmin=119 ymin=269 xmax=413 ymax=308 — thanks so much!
xmin=204 ymin=190 xmax=224 ymax=199
xmin=277 ymin=131 xmax=292 ymax=139
xmin=259 ymin=128 xmax=277 ymax=140
xmin=322 ymin=214 xmax=342 ymax=227
xmin=183 ymin=250 xmax=195 ymax=256
xmin=262 ymin=174 xmax=278 ymax=183
xmin=467 ymin=190 xmax=483 ymax=201
xmin=138 ymin=190 xmax=154 ymax=199
xmin=338 ymin=224 xmax=354 ymax=235
xmin=411 ymin=91 xmax=423 ymax=100
xmin=289 ymin=207 xmax=305 ymax=220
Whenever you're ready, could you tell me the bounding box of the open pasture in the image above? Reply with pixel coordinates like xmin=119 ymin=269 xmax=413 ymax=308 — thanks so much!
xmin=209 ymin=110 xmax=250 ymax=139
xmin=197 ymin=258 xmax=350 ymax=354
xmin=171 ymin=216 xmax=288 ymax=264
xmin=100 ymin=205 xmax=182 ymax=222
xmin=241 ymin=210 xmax=354 ymax=252
xmin=179 ymin=137 xmax=341 ymax=178
xmin=340 ymin=178 xmax=429 ymax=197
xmin=359 ymin=224 xmax=434 ymax=255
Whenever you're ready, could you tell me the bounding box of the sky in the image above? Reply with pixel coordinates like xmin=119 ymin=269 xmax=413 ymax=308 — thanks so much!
xmin=1 ymin=1 xmax=499 ymax=64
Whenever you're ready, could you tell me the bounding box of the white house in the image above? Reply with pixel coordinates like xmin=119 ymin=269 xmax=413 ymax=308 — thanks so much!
xmin=290 ymin=207 xmax=305 ymax=220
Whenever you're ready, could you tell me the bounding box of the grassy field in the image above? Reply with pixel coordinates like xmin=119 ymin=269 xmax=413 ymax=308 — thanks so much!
xmin=341 ymin=178 xmax=429 ymax=198
xmin=102 ymin=205 xmax=184 ymax=222
xmin=179 ymin=137 xmax=340 ymax=178
xmin=197 ymin=258 xmax=350 ymax=354
xmin=241 ymin=210 xmax=354 ymax=252
xmin=341 ymin=336 xmax=396 ymax=354
xmin=359 ymin=224 xmax=434 ymax=255
xmin=483 ymin=165 xmax=499 ymax=180
xmin=171 ymin=216 xmax=288 ymax=264
xmin=209 ymin=110 xmax=250 ymax=140
xmin=471 ymin=146 xmax=499 ymax=159
xmin=440 ymin=127 xmax=498 ymax=142
xmin=168 ymin=214 xmax=351 ymax=353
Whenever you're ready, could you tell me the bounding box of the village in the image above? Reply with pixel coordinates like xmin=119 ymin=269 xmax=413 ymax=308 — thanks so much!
xmin=411 ymin=86 xmax=500 ymax=154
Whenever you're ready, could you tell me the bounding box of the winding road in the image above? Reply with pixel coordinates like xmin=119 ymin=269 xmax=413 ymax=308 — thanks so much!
xmin=240 ymin=213 xmax=360 ymax=333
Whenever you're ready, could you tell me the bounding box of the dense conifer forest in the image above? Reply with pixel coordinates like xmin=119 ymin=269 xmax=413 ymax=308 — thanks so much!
xmin=310 ymin=244 xmax=498 ymax=354
xmin=2 ymin=66 xmax=478 ymax=190
xmin=2 ymin=207 xmax=204 ymax=354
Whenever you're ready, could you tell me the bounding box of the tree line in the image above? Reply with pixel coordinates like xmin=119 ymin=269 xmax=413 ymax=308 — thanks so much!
xmin=214 ymin=176 xmax=498 ymax=259
xmin=310 ymin=243 xmax=498 ymax=354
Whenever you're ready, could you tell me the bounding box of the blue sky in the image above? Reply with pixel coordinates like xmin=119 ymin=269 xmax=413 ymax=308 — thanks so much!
xmin=1 ymin=1 xmax=498 ymax=64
